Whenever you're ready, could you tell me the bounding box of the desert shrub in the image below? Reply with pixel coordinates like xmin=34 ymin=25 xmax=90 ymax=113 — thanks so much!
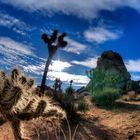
xmin=63 ymin=93 xmax=75 ymax=114
xmin=93 ymin=88 xmax=121 ymax=106
xmin=62 ymin=86 xmax=75 ymax=115
xmin=86 ymin=70 xmax=105 ymax=93
xmin=78 ymin=100 xmax=89 ymax=112
xmin=66 ymin=86 xmax=74 ymax=95
xmin=87 ymin=69 xmax=128 ymax=94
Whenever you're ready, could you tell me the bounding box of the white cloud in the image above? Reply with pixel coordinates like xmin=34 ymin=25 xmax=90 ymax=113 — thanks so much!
xmin=0 ymin=37 xmax=34 ymax=68
xmin=23 ymin=60 xmax=72 ymax=74
xmin=1 ymin=0 xmax=140 ymax=19
xmin=48 ymin=71 xmax=89 ymax=84
xmin=49 ymin=60 xmax=72 ymax=72
xmin=131 ymin=74 xmax=140 ymax=80
xmin=22 ymin=60 xmax=89 ymax=86
xmin=84 ymin=27 xmax=122 ymax=43
xmin=0 ymin=37 xmax=33 ymax=56
xmin=22 ymin=56 xmax=140 ymax=86
xmin=64 ymin=38 xmax=87 ymax=54
xmin=0 ymin=13 xmax=32 ymax=35
xmin=125 ymin=59 xmax=140 ymax=72
xmin=0 ymin=37 xmax=89 ymax=87
xmin=71 ymin=57 xmax=140 ymax=74
xmin=72 ymin=57 xmax=98 ymax=68
xmin=12 ymin=27 xmax=26 ymax=35
xmin=72 ymin=57 xmax=140 ymax=74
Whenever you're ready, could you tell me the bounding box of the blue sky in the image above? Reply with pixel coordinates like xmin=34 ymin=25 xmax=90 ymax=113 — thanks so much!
xmin=0 ymin=0 xmax=140 ymax=90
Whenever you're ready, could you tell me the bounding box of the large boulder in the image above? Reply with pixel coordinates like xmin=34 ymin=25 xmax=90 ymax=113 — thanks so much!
xmin=87 ymin=50 xmax=131 ymax=91
xmin=97 ymin=50 xmax=129 ymax=73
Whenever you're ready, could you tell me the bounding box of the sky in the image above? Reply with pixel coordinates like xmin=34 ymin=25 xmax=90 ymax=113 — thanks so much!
xmin=0 ymin=0 xmax=140 ymax=90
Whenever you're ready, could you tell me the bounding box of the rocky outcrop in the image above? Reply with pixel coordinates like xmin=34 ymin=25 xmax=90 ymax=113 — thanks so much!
xmin=87 ymin=50 xmax=131 ymax=91
xmin=97 ymin=50 xmax=129 ymax=74
xmin=126 ymin=80 xmax=140 ymax=93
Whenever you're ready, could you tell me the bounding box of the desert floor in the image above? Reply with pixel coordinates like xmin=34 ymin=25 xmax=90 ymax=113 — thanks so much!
xmin=0 ymin=106 xmax=140 ymax=140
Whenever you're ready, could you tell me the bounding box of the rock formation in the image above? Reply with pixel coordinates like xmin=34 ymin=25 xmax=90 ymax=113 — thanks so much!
xmin=87 ymin=50 xmax=131 ymax=91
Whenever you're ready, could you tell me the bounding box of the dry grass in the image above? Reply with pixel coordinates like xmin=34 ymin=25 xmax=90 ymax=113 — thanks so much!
xmin=121 ymin=91 xmax=140 ymax=101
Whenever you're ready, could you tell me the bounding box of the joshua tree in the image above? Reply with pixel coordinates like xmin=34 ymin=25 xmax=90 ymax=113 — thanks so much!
xmin=70 ymin=80 xmax=73 ymax=87
xmin=53 ymin=78 xmax=62 ymax=92
xmin=41 ymin=30 xmax=67 ymax=93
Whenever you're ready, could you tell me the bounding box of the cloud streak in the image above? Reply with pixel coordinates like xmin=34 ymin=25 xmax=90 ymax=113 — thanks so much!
xmin=125 ymin=59 xmax=140 ymax=72
xmin=1 ymin=0 xmax=140 ymax=19
xmin=0 ymin=37 xmax=35 ymax=70
xmin=0 ymin=37 xmax=89 ymax=87
xmin=0 ymin=37 xmax=33 ymax=56
xmin=84 ymin=27 xmax=122 ymax=43
xmin=64 ymin=38 xmax=87 ymax=54
xmin=72 ymin=57 xmax=98 ymax=68
xmin=0 ymin=13 xmax=32 ymax=35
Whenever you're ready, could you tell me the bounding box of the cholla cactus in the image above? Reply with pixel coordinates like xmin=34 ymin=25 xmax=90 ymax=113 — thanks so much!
xmin=0 ymin=69 xmax=66 ymax=140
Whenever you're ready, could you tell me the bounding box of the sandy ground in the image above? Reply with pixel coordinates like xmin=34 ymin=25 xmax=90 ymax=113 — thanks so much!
xmin=0 ymin=106 xmax=140 ymax=140
xmin=75 ymin=107 xmax=140 ymax=140
xmin=0 ymin=117 xmax=14 ymax=140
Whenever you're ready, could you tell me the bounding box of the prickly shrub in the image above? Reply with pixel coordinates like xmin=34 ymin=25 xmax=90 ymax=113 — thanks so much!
xmin=0 ymin=69 xmax=66 ymax=140
xmin=78 ymin=100 xmax=89 ymax=112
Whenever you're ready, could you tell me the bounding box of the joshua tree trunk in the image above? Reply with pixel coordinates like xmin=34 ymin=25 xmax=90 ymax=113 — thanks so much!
xmin=40 ymin=55 xmax=53 ymax=93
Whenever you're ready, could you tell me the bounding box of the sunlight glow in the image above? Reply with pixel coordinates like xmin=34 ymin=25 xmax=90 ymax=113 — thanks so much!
xmin=48 ymin=71 xmax=90 ymax=85
xmin=49 ymin=60 xmax=72 ymax=72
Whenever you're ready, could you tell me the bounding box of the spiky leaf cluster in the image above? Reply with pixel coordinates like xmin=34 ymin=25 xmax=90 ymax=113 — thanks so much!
xmin=41 ymin=30 xmax=67 ymax=48
xmin=0 ymin=69 xmax=66 ymax=140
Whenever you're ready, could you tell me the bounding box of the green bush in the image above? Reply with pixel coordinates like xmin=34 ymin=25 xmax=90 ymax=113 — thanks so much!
xmin=86 ymin=70 xmax=105 ymax=93
xmin=93 ymin=88 xmax=121 ymax=106
xmin=63 ymin=93 xmax=75 ymax=114
xmin=78 ymin=100 xmax=89 ymax=112
xmin=66 ymin=86 xmax=74 ymax=95
xmin=87 ymin=70 xmax=128 ymax=94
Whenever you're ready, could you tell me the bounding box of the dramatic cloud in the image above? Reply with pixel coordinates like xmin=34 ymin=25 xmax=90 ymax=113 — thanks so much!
xmin=0 ymin=37 xmax=33 ymax=56
xmin=0 ymin=0 xmax=140 ymax=19
xmin=0 ymin=13 xmax=32 ymax=35
xmin=23 ymin=60 xmax=72 ymax=74
xmin=0 ymin=37 xmax=34 ymax=70
xmin=84 ymin=27 xmax=122 ymax=43
xmin=64 ymin=38 xmax=87 ymax=54
xmin=125 ymin=59 xmax=140 ymax=72
xmin=22 ymin=60 xmax=89 ymax=86
xmin=72 ymin=57 xmax=98 ymax=68
xmin=48 ymin=71 xmax=89 ymax=86
xmin=0 ymin=37 xmax=89 ymax=87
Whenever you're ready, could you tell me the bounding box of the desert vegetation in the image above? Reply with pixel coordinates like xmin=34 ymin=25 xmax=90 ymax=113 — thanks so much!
xmin=0 ymin=69 xmax=66 ymax=140
xmin=0 ymin=31 xmax=140 ymax=140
